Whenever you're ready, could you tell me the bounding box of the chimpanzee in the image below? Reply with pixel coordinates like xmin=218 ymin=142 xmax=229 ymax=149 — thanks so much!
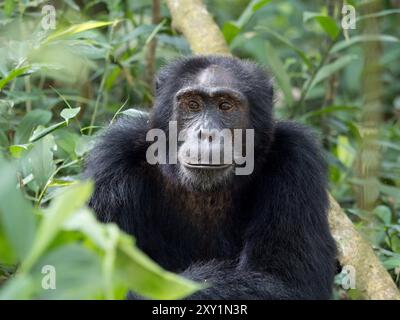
xmin=85 ymin=55 xmax=337 ymax=299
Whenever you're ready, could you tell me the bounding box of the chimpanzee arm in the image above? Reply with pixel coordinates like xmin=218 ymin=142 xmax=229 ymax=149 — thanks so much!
xmin=180 ymin=122 xmax=337 ymax=299
xmin=84 ymin=115 xmax=150 ymax=229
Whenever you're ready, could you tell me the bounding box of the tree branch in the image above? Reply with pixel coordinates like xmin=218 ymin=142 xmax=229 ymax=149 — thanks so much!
xmin=166 ymin=0 xmax=230 ymax=55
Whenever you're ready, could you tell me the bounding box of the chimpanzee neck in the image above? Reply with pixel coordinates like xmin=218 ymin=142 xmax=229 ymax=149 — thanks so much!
xmin=164 ymin=180 xmax=233 ymax=227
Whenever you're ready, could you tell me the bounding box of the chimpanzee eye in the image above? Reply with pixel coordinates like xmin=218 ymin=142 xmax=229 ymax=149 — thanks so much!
xmin=219 ymin=101 xmax=233 ymax=111
xmin=188 ymin=100 xmax=201 ymax=111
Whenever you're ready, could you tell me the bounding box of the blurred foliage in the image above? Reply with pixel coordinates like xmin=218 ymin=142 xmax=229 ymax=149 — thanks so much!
xmin=0 ymin=0 xmax=399 ymax=299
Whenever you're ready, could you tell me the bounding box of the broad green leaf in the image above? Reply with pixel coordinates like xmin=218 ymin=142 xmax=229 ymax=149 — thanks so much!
xmin=64 ymin=209 xmax=201 ymax=300
xmin=4 ymin=0 xmax=16 ymax=17
xmin=0 ymin=230 xmax=16 ymax=264
xmin=29 ymin=122 xmax=67 ymax=143
xmin=75 ymin=135 xmax=96 ymax=157
xmin=331 ymin=35 xmax=399 ymax=53
xmin=0 ymin=160 xmax=36 ymax=261
xmin=117 ymin=25 xmax=156 ymax=44
xmin=264 ymin=42 xmax=293 ymax=106
xmin=20 ymin=182 xmax=93 ymax=273
xmin=60 ymin=107 xmax=81 ymax=122
xmin=20 ymin=134 xmax=56 ymax=193
xmin=309 ymin=55 xmax=357 ymax=91
xmin=32 ymin=245 xmax=103 ymax=299
xmin=223 ymin=22 xmax=241 ymax=44
xmin=380 ymin=184 xmax=400 ymax=202
xmin=224 ymin=0 xmax=271 ymax=43
xmin=383 ymin=257 xmax=400 ymax=270
xmin=0 ymin=274 xmax=35 ymax=300
xmin=236 ymin=0 xmax=272 ymax=28
xmin=303 ymin=12 xmax=340 ymax=40
xmin=0 ymin=66 xmax=30 ymax=90
xmin=45 ymin=20 xmax=116 ymax=43
xmin=373 ymin=205 xmax=392 ymax=225
xmin=53 ymin=130 xmax=80 ymax=159
xmin=64 ymin=0 xmax=80 ymax=11
xmin=336 ymin=135 xmax=355 ymax=168
xmin=63 ymin=209 xmax=109 ymax=250
xmin=145 ymin=20 xmax=167 ymax=45
xmin=114 ymin=232 xmax=201 ymax=300
xmin=9 ymin=144 xmax=31 ymax=158
xmin=15 ymin=110 xmax=52 ymax=144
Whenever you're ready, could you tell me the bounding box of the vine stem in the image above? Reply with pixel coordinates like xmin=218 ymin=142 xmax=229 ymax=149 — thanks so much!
xmin=295 ymin=39 xmax=337 ymax=115
xmin=88 ymin=25 xmax=115 ymax=135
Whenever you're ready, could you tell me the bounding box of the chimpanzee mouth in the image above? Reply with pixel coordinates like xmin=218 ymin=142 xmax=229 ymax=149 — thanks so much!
xmin=182 ymin=162 xmax=232 ymax=170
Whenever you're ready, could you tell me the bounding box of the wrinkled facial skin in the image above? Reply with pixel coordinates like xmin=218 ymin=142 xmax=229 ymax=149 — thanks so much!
xmin=172 ymin=65 xmax=250 ymax=191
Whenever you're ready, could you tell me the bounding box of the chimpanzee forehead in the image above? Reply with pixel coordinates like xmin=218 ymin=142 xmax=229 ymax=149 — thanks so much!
xmin=194 ymin=64 xmax=239 ymax=89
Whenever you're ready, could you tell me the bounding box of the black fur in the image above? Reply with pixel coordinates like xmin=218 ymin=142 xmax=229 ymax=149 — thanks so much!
xmin=85 ymin=56 xmax=337 ymax=300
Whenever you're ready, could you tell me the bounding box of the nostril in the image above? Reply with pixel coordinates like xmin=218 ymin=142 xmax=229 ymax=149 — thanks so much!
xmin=208 ymin=135 xmax=212 ymax=143
xmin=197 ymin=129 xmax=202 ymax=140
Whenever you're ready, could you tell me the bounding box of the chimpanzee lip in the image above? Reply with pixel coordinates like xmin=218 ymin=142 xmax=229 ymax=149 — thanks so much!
xmin=182 ymin=162 xmax=232 ymax=170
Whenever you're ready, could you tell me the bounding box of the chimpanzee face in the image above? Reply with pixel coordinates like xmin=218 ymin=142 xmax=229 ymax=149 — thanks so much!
xmin=172 ymin=65 xmax=251 ymax=191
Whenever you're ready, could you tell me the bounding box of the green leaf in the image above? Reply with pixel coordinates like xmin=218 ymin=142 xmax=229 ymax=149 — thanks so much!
xmin=4 ymin=0 xmax=16 ymax=17
xmin=117 ymin=25 xmax=156 ymax=44
xmin=252 ymin=0 xmax=271 ymax=12
xmin=336 ymin=135 xmax=355 ymax=168
xmin=64 ymin=210 xmax=200 ymax=299
xmin=309 ymin=54 xmax=357 ymax=90
xmin=373 ymin=205 xmax=392 ymax=225
xmin=255 ymin=26 xmax=313 ymax=69
xmin=383 ymin=257 xmax=400 ymax=270
xmin=264 ymin=42 xmax=293 ymax=106
xmin=224 ymin=0 xmax=272 ymax=43
xmin=144 ymin=20 xmax=167 ymax=45
xmin=60 ymin=107 xmax=81 ymax=122
xmin=20 ymin=134 xmax=56 ymax=193
xmin=380 ymin=184 xmax=400 ymax=202
xmin=53 ymin=130 xmax=80 ymax=159
xmin=20 ymin=182 xmax=93 ymax=273
xmin=357 ymin=9 xmax=400 ymax=22
xmin=303 ymin=12 xmax=340 ymax=40
xmin=64 ymin=0 xmax=80 ymax=11
xmin=45 ymin=20 xmax=116 ymax=43
xmin=0 ymin=274 xmax=36 ymax=299
xmin=223 ymin=22 xmax=241 ymax=44
xmin=236 ymin=0 xmax=272 ymax=28
xmin=32 ymin=245 xmax=103 ymax=299
xmin=15 ymin=110 xmax=52 ymax=144
xmin=75 ymin=135 xmax=96 ymax=157
xmin=301 ymin=105 xmax=359 ymax=120
xmin=331 ymin=35 xmax=399 ymax=53
xmin=0 ymin=66 xmax=30 ymax=90
xmin=114 ymin=232 xmax=202 ymax=299
xmin=0 ymin=160 xmax=36 ymax=261
xmin=9 ymin=144 xmax=31 ymax=159
xmin=29 ymin=122 xmax=67 ymax=143
xmin=0 ymin=130 xmax=8 ymax=146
